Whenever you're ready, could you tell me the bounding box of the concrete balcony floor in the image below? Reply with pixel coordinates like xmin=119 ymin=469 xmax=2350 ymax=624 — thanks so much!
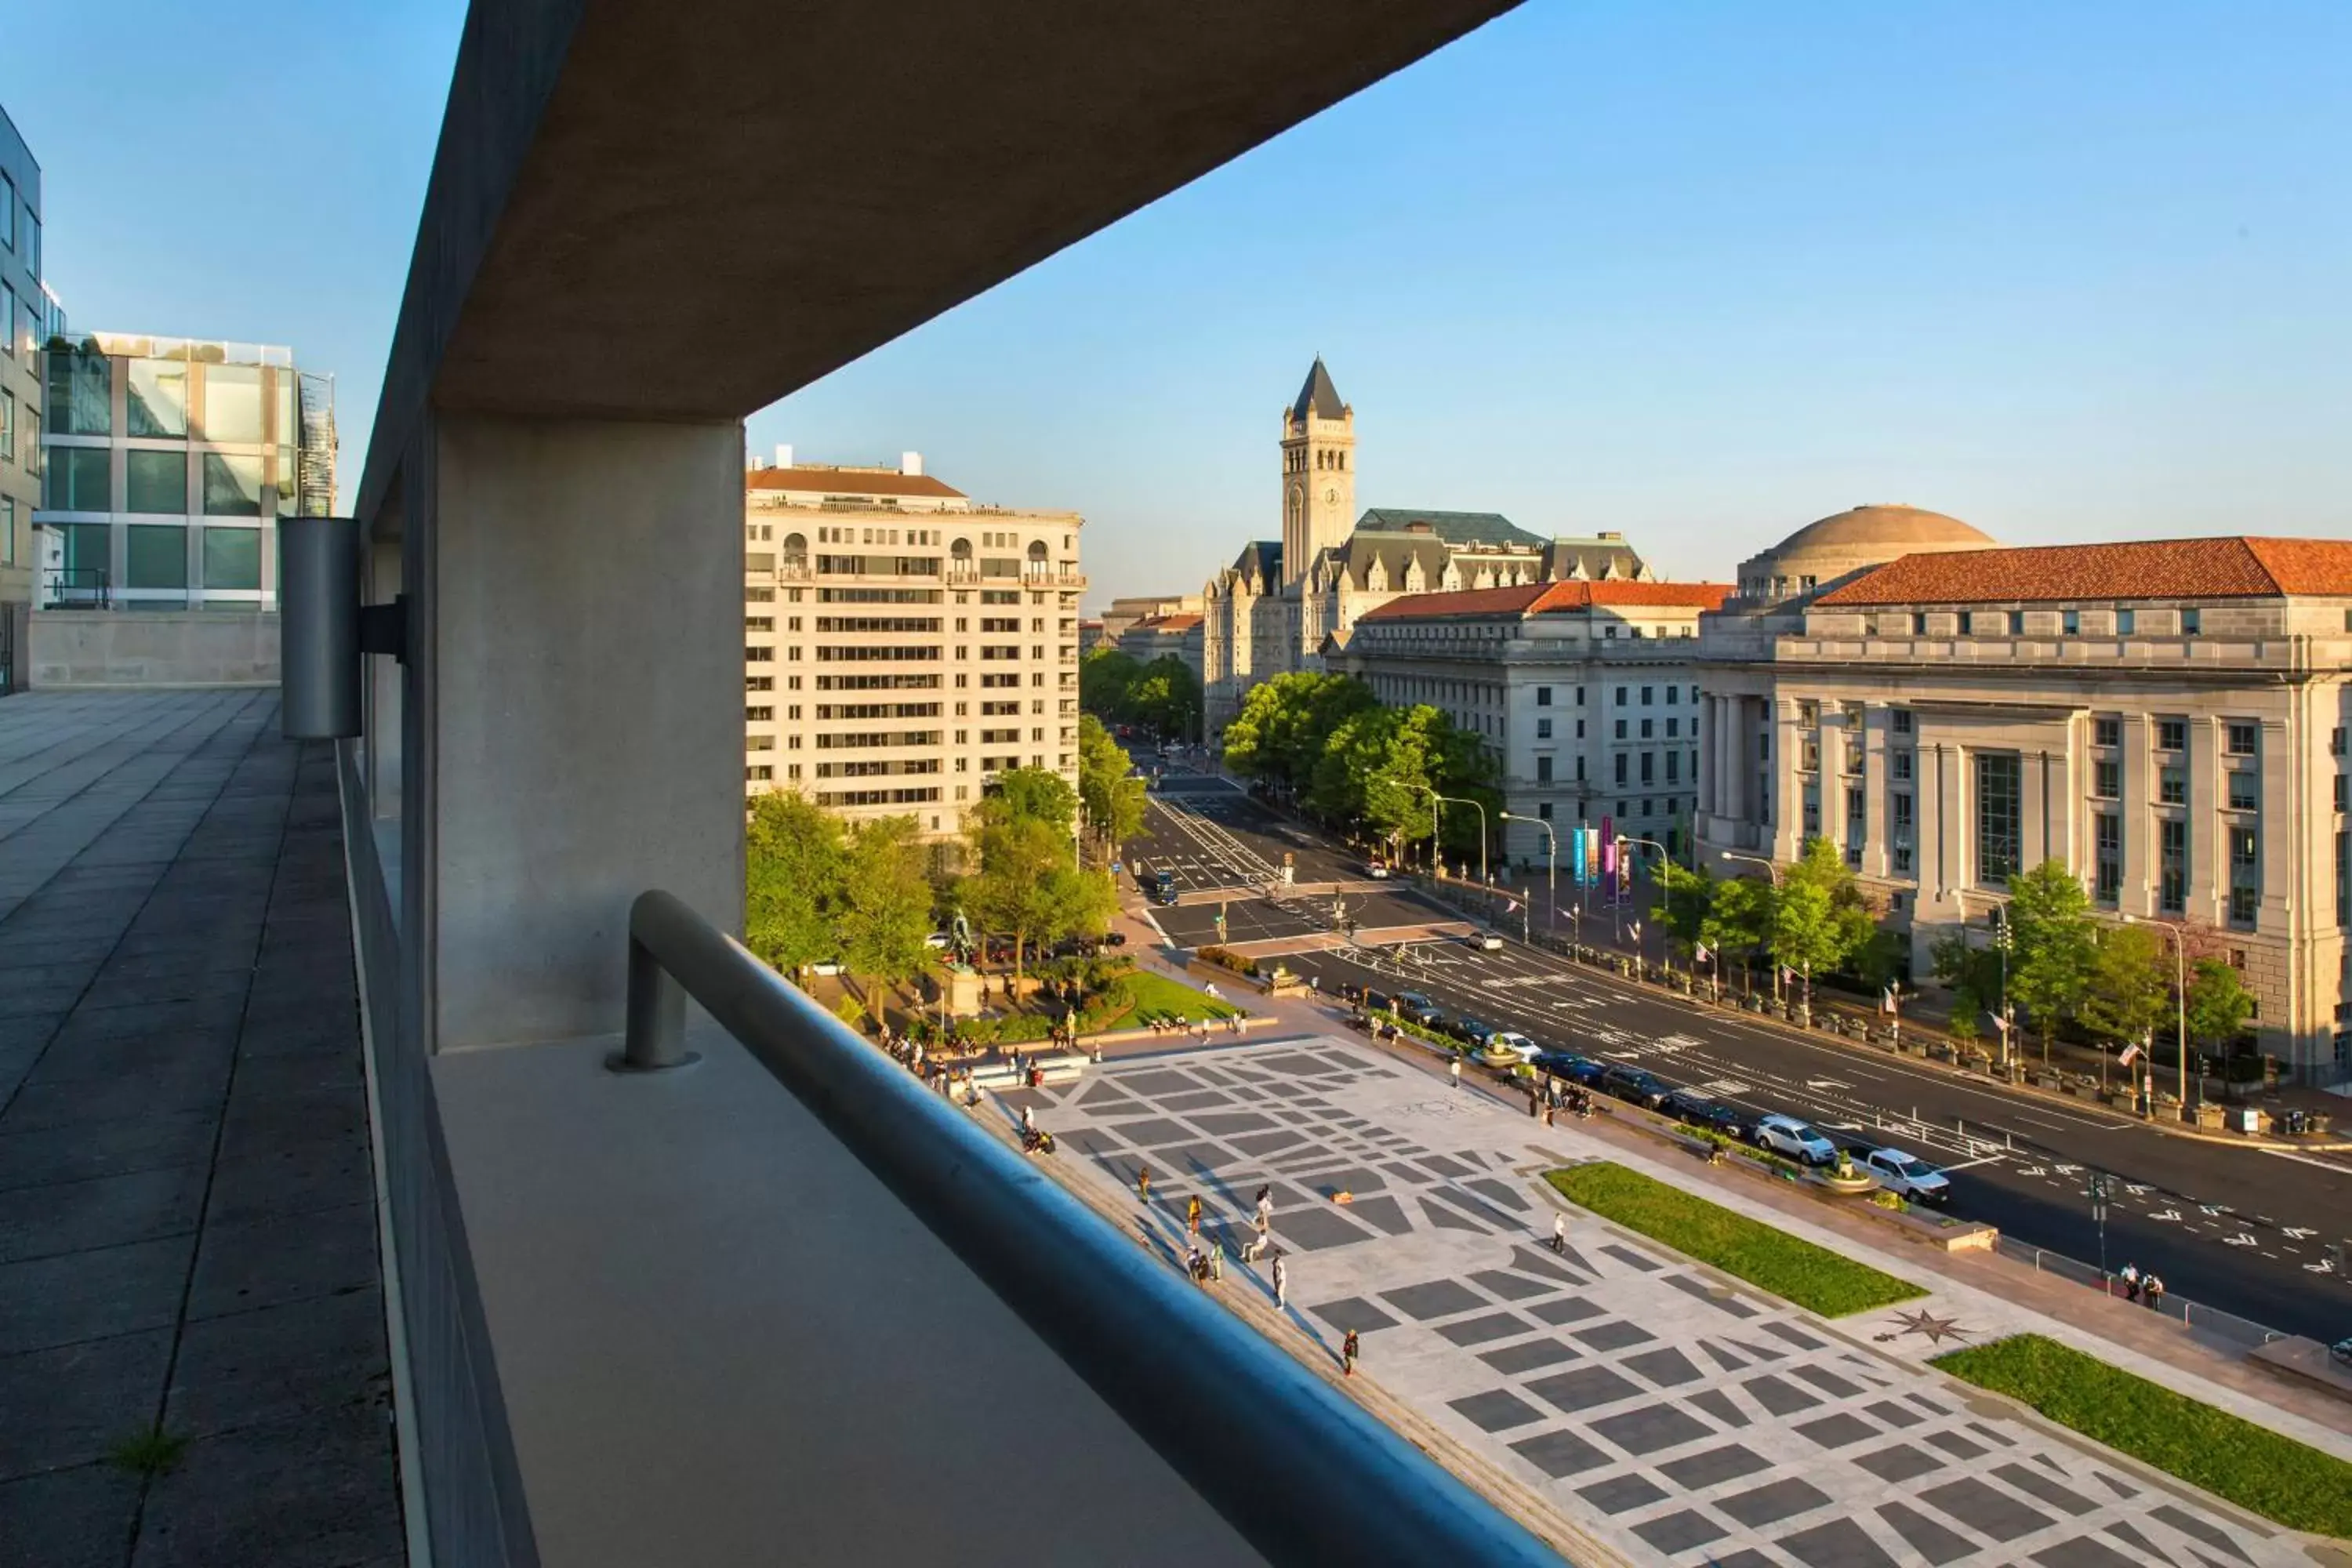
xmin=0 ymin=690 xmax=404 ymax=1568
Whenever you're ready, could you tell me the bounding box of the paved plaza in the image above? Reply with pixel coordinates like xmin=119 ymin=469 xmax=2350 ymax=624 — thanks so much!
xmin=1018 ymin=1033 xmax=2333 ymax=1568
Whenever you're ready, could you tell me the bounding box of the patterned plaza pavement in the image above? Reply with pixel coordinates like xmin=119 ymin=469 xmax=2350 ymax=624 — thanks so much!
xmin=1016 ymin=1033 xmax=2329 ymax=1568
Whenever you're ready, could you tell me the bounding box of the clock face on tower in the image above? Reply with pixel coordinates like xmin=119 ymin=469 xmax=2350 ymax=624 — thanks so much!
xmin=1324 ymin=488 xmax=1337 ymax=505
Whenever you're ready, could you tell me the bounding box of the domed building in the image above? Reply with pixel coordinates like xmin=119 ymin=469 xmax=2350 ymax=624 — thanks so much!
xmin=1734 ymin=505 xmax=1994 ymax=604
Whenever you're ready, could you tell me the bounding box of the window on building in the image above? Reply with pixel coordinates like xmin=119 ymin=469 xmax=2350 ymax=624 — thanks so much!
xmin=45 ymin=446 xmax=109 ymax=512
xmin=2332 ymin=726 xmax=2347 ymax=757
xmin=47 ymin=347 xmax=112 ymax=436
xmin=1575 ymin=720 xmax=1585 ymax=739
xmin=2117 ymin=608 xmax=2136 ymax=634
xmin=1891 ymin=710 xmax=1912 ymax=735
xmin=1535 ymin=686 xmax=1552 ymax=706
xmin=1666 ymin=752 xmax=1679 ymax=783
xmin=1575 ymin=757 xmax=1585 ymax=782
xmin=1535 ymin=717 xmax=1552 ymax=740
xmin=125 ymin=524 xmax=187 ymax=590
xmin=2159 ymin=818 xmax=2188 ymax=914
xmin=127 ymin=360 xmax=190 ymax=439
xmin=1846 ymin=784 xmax=1864 ymax=825
xmin=1575 ymin=687 xmax=1585 ymax=706
xmin=1911 ymin=612 xmax=1928 ymax=635
xmin=1639 ymin=719 xmax=1653 ymax=739
xmin=1613 ymin=719 xmax=1627 ymax=739
xmin=1958 ymin=611 xmax=1975 ymax=635
xmin=1537 ymin=802 xmax=1553 ymax=822
xmin=1666 ymin=717 xmax=1679 ymax=739
xmin=1614 ymin=753 xmax=1628 ymax=785
xmin=2157 ymin=717 xmax=2187 ymax=752
xmin=2181 ymin=608 xmax=2202 ymax=637
xmin=2226 ymin=721 xmax=2257 ymax=757
xmin=2228 ymin=771 xmax=2259 ymax=812
xmin=201 ymin=452 xmax=263 ymax=516
xmin=1976 ymin=751 xmax=2021 ymax=884
xmin=2158 ymin=765 xmax=2185 ymax=806
xmin=1615 ymin=686 xmax=1628 ymax=706
xmin=2062 ymin=609 xmax=2080 ymax=636
xmin=2093 ymin=760 xmax=2119 ymax=800
xmin=2095 ymin=716 xmax=2121 ymax=748
xmin=1536 ymin=756 xmax=1552 ymax=784
xmin=2095 ymin=813 xmax=2122 ymax=903
xmin=2007 ymin=610 xmax=2025 ymax=635
xmin=1892 ymin=750 xmax=1913 ymax=782
xmin=201 ymin=528 xmax=261 ymax=590
xmin=1640 ymin=752 xmax=1655 ymax=785
xmin=200 ymin=365 xmax=264 ymax=443
xmin=1641 ymin=686 xmax=1654 ymax=706
xmin=2336 ymin=774 xmax=2348 ymax=814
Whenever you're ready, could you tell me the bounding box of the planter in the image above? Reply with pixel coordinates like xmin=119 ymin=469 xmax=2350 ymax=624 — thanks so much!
xmin=1927 ymin=1043 xmax=1955 ymax=1064
xmin=1811 ymin=1171 xmax=1878 ymax=1196
xmin=2031 ymin=1073 xmax=2063 ymax=1091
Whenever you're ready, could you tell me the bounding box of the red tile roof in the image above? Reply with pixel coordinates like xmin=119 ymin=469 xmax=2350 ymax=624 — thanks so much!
xmin=746 ymin=466 xmax=966 ymax=500
xmin=1817 ymin=537 xmax=2352 ymax=607
xmin=1130 ymin=614 xmax=1200 ymax=633
xmin=1357 ymin=580 xmax=1733 ymax=622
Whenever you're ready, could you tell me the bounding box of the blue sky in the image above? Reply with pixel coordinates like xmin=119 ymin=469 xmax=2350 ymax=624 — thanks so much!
xmin=10 ymin=2 xmax=2347 ymax=604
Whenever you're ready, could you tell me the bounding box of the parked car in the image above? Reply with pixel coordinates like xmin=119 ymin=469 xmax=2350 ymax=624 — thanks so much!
xmin=1863 ymin=1148 xmax=1951 ymax=1204
xmin=1599 ymin=1064 xmax=1674 ymax=1109
xmin=1451 ymin=1018 xmax=1497 ymax=1048
xmin=1532 ymin=1051 xmax=1605 ymax=1086
xmin=808 ymin=960 xmax=845 ymax=977
xmin=1099 ymin=931 xmax=1127 ymax=948
xmin=1363 ymin=862 xmax=1392 ymax=880
xmin=1660 ymin=1090 xmax=1747 ymax=1142
xmin=1464 ymin=931 xmax=1504 ymax=952
xmin=1752 ymin=1114 xmax=1839 ymax=1166
xmin=1361 ymin=989 xmax=1395 ymax=1014
xmin=1392 ymin=991 xmax=1446 ymax=1029
xmin=924 ymin=932 xmax=952 ymax=950
xmin=1488 ymin=1030 xmax=1540 ymax=1062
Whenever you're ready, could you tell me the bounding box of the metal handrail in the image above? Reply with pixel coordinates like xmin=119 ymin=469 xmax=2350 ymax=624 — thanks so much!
xmin=615 ymin=889 xmax=1566 ymax=1567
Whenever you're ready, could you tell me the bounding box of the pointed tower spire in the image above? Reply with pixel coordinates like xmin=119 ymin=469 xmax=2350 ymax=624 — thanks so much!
xmin=1292 ymin=357 xmax=1347 ymax=423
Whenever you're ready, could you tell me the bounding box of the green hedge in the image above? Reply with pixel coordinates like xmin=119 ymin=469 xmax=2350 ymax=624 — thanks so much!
xmin=1546 ymin=1162 xmax=1922 ymax=1317
xmin=1934 ymin=1334 xmax=2352 ymax=1538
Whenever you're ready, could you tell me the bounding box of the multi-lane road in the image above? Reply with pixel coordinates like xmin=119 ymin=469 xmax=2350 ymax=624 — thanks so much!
xmin=1122 ymin=768 xmax=2352 ymax=1345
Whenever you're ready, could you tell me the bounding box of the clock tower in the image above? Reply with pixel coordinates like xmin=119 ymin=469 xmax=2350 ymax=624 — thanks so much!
xmin=1279 ymin=357 xmax=1355 ymax=590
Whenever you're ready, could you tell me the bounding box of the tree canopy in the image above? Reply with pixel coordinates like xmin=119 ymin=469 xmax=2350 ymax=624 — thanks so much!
xmin=2004 ymin=860 xmax=2098 ymax=1054
xmin=2185 ymin=957 xmax=2255 ymax=1054
xmin=1076 ymin=714 xmax=1145 ymax=855
xmin=836 ymin=816 xmax=936 ymax=991
xmin=745 ymin=791 xmax=844 ymax=975
xmin=2078 ymin=924 xmax=2170 ymax=1050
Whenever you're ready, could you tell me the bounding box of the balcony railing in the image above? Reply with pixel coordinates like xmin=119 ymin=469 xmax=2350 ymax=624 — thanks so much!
xmin=613 ymin=890 xmax=1559 ymax=1567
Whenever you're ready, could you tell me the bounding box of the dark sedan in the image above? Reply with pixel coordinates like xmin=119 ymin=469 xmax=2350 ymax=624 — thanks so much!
xmin=1531 ymin=1051 xmax=1606 ymax=1087
xmin=1599 ymin=1063 xmax=1675 ymax=1109
xmin=1660 ymin=1090 xmax=1748 ymax=1141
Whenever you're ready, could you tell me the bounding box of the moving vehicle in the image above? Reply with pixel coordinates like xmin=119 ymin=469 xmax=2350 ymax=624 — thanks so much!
xmin=1863 ymin=1148 xmax=1951 ymax=1204
xmin=1465 ymin=931 xmax=1504 ymax=952
xmin=1660 ymin=1090 xmax=1747 ymax=1142
xmin=1363 ymin=862 xmax=1392 ymax=880
xmin=1450 ymin=1018 xmax=1497 ymax=1048
xmin=1531 ymin=1051 xmax=1606 ymax=1086
xmin=1488 ymin=1030 xmax=1540 ymax=1062
xmin=1752 ymin=1114 xmax=1839 ymax=1166
xmin=1599 ymin=1063 xmax=1674 ymax=1109
xmin=1150 ymin=869 xmax=1180 ymax=906
xmin=1392 ymin=992 xmax=1446 ymax=1029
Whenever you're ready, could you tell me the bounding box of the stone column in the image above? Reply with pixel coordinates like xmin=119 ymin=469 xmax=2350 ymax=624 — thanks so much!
xmin=1861 ymin=704 xmax=1891 ymax=880
xmin=401 ymin=412 xmax=747 ymax=1053
xmin=1697 ymin=695 xmax=1719 ymax=825
xmin=2119 ymin=713 xmax=2152 ymax=917
xmin=2187 ymin=714 xmax=2224 ymax=927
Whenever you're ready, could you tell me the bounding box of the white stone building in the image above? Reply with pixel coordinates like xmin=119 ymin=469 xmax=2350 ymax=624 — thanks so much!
xmin=1697 ymin=509 xmax=2352 ymax=1080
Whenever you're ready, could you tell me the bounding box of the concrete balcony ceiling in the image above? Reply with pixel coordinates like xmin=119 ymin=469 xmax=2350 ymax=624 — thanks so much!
xmin=365 ymin=0 xmax=1523 ymax=514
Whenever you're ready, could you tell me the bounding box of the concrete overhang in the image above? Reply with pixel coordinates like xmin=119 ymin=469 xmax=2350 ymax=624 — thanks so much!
xmin=360 ymin=0 xmax=1523 ymax=521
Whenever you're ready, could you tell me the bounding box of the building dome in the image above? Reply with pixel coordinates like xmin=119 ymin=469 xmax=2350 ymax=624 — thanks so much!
xmin=1736 ymin=505 xmax=1993 ymax=604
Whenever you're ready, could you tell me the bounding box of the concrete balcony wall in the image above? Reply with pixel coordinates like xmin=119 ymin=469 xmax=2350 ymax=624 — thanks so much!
xmin=31 ymin=610 xmax=281 ymax=689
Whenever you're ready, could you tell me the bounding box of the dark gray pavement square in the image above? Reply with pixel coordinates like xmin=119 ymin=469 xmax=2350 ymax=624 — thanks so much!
xmin=1717 ymin=1476 xmax=1832 ymax=1527
xmin=1419 ymin=1194 xmax=1490 ymax=1233
xmin=1250 ymin=1053 xmax=1326 ymax=1076
xmin=2147 ymin=1504 xmax=2252 ymax=1565
xmin=1631 ymin=1509 xmax=1727 ymax=1555
xmin=0 ymin=1163 xmax=209 ymax=1265
xmin=1468 ymin=1268 xmax=1554 ymax=1301
xmin=1479 ymin=1339 xmax=1577 ymax=1376
xmin=1109 ymin=1117 xmax=1192 ymax=1146
xmin=0 ymin=1067 xmax=229 ymax=1134
xmin=0 ymin=1464 xmax=144 ymax=1568
xmin=1308 ymin=1297 xmax=1397 ymax=1333
xmin=1526 ymin=1365 xmax=1640 ymax=1414
xmin=0 ymin=1113 xmax=220 ymax=1194
xmin=1509 ymin=1245 xmax=1587 ymax=1284
xmin=1776 ymin=1516 xmax=1901 ymax=1568
xmin=1463 ymin=1177 xmax=1529 ymax=1212
xmin=1665 ymin=1272 xmax=1759 ymax=1316
xmin=1448 ymin=1388 xmax=1544 ymax=1433
xmin=1794 ymin=1412 xmax=1877 ymax=1449
xmin=1577 ymin=1473 xmax=1668 ymax=1515
xmin=167 ymin=1287 xmax=390 ymax=1439
xmin=1919 ymin=1476 xmax=2054 ymax=1541
xmin=1925 ymin=1429 xmax=1987 ymax=1460
xmin=1853 ymin=1443 xmax=1944 ymax=1483
xmin=1659 ymin=1443 xmax=1770 ymax=1490
xmin=1436 ymin=1312 xmax=1532 ymax=1347
xmin=186 ymin=1203 xmax=379 ymax=1322
xmin=1761 ymin=1321 xmax=1824 ymax=1351
xmin=2031 ymin=1537 xmax=2141 ymax=1568
xmin=1509 ymin=1428 xmax=1612 ymax=1479
xmin=1861 ymin=1397 xmax=1922 ymax=1429
xmin=1742 ymin=1372 xmax=1820 ymax=1416
xmin=1293 ymin=1166 xmax=1385 ymax=1196
xmin=0 ymin=1328 xmax=173 ymax=1480
xmin=1155 ymin=1091 xmax=1232 ymax=1112
xmin=1530 ymin=1296 xmax=1604 ymax=1327
xmin=1116 ymin=1070 xmax=1198 ymax=1096
xmin=1190 ymin=1111 xmax=1274 ymax=1135
xmin=1994 ymin=1461 xmax=2098 ymax=1516
xmin=1152 ymin=1140 xmax=1239 ymax=1175
xmin=1417 ymin=1153 xmax=1472 ymax=1178
xmin=1621 ymin=1347 xmax=1702 ymax=1387
xmin=0 ymin=1236 xmax=193 ymax=1355
xmin=1343 ymin=1194 xmax=1412 ymax=1236
xmin=1599 ymin=1243 xmax=1660 ymax=1272
xmin=1591 ymin=1401 xmax=1713 ymax=1456
xmin=1570 ymin=1319 xmax=1656 ymax=1352
xmin=1381 ymin=1279 xmax=1485 ymax=1319
xmin=130 ymin=1402 xmax=403 ymax=1568
xmin=1686 ymin=1388 xmax=1751 ymax=1430
xmin=1878 ymin=1501 xmax=1979 ymax=1566
xmin=1229 ymin=1129 xmax=1307 ymax=1157
xmin=1788 ymin=1363 xmax=1863 ymax=1399
xmin=1270 ymin=1204 xmax=1368 ymax=1251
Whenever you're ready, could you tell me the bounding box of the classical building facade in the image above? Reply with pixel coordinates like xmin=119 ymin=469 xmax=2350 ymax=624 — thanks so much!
xmin=1114 ymin=610 xmax=1203 ymax=684
xmin=1201 ymin=358 xmax=1652 ymax=731
xmin=1697 ymin=512 xmax=2352 ymax=1079
xmin=1332 ymin=579 xmax=1732 ymax=867
xmin=741 ymin=456 xmax=1084 ymax=842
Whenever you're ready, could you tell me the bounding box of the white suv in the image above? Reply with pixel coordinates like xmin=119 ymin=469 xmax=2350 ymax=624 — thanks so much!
xmin=1752 ymin=1114 xmax=1838 ymax=1166
xmin=1864 ymin=1148 xmax=1951 ymax=1205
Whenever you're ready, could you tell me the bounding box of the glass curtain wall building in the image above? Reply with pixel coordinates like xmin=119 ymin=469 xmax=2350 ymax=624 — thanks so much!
xmin=0 ymin=102 xmax=44 ymax=693
xmin=35 ymin=332 xmax=336 ymax=611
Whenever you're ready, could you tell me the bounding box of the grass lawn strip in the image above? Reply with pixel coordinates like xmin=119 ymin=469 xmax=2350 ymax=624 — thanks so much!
xmin=1933 ymin=1334 xmax=2352 ymax=1539
xmin=1110 ymin=971 xmax=1242 ymax=1029
xmin=1546 ymin=1162 xmax=1924 ymax=1318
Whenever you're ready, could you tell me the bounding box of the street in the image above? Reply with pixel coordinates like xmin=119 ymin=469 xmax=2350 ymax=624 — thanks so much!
xmin=1118 ymin=771 xmax=2352 ymax=1345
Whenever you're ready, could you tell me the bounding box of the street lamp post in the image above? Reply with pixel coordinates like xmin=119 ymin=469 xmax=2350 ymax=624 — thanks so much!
xmin=1499 ymin=811 xmax=1556 ymax=906
xmin=1951 ymin=887 xmax=2015 ymax=1069
xmin=2124 ymin=913 xmax=2190 ymax=1116
xmin=1622 ymin=836 xmax=1671 ymax=982
xmin=1718 ymin=849 xmax=1783 ymax=1005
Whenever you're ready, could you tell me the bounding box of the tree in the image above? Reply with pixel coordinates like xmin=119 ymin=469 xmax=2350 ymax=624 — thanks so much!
xmin=988 ymin=766 xmax=1076 ymax=834
xmin=963 ymin=812 xmax=1116 ymax=980
xmin=1079 ymin=648 xmax=1141 ymax=720
xmin=2079 ymin=925 xmax=2170 ymax=1052
xmin=836 ymin=817 xmax=937 ymax=1000
xmin=1076 ymin=714 xmax=1145 ymax=855
xmin=1770 ymin=839 xmax=1878 ymax=1012
xmin=744 ymin=791 xmax=844 ymax=975
xmin=2185 ymin=957 xmax=2255 ymax=1058
xmin=1656 ymin=861 xmax=1715 ymax=960
xmin=2004 ymin=860 xmax=2097 ymax=1058
xmin=1702 ymin=875 xmax=1773 ymax=994
xmin=1310 ymin=706 xmax=1429 ymax=860
xmin=1124 ymin=655 xmax=1202 ymax=742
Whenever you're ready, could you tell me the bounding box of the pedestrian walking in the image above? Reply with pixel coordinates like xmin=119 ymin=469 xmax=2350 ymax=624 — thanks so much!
xmin=1342 ymin=1328 xmax=1359 ymax=1377
xmin=2119 ymin=1261 xmax=2141 ymax=1302
xmin=1450 ymin=1056 xmax=1463 ymax=1091
xmin=1138 ymin=1164 xmax=1152 ymax=1204
xmin=1209 ymin=1239 xmax=1225 ymax=1281
xmin=1187 ymin=1195 xmax=1203 ymax=1235
xmin=2143 ymin=1274 xmax=2165 ymax=1312
xmin=1020 ymin=1105 xmax=1036 ymax=1136
xmin=1272 ymin=1254 xmax=1288 ymax=1308
xmin=1552 ymin=1213 xmax=1568 ymax=1254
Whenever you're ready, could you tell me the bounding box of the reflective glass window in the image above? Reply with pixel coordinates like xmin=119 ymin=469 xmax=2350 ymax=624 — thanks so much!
xmin=275 ymin=447 xmax=298 ymax=510
xmin=46 ymin=347 xmax=112 ymax=436
xmin=201 ymin=365 xmax=263 ymax=443
xmin=60 ymin=521 xmax=111 ymax=580
xmin=201 ymin=528 xmax=261 ymax=590
xmin=125 ymin=450 xmax=187 ymax=514
xmin=125 ymin=524 xmax=188 ymax=590
xmin=0 ymin=286 xmax=11 ymax=358
xmin=1976 ymin=751 xmax=2022 ymax=884
xmin=275 ymin=376 xmax=298 ymax=445
xmin=126 ymin=360 xmax=189 ymax=437
xmin=44 ymin=447 xmax=108 ymax=510
xmin=201 ymin=452 xmax=263 ymax=516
